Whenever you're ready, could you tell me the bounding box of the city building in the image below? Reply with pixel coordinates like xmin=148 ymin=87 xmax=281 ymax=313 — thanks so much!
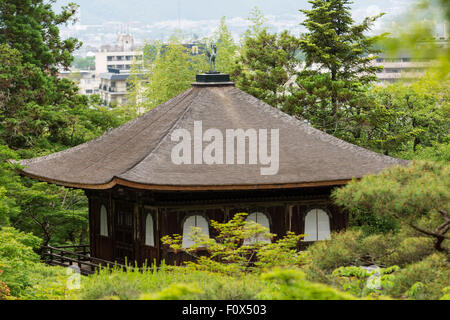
xmin=95 ymin=33 xmax=142 ymax=76
xmin=58 ymin=70 xmax=100 ymax=96
xmin=98 ymin=69 xmax=130 ymax=106
xmin=374 ymin=54 xmax=434 ymax=83
xmin=374 ymin=36 xmax=449 ymax=83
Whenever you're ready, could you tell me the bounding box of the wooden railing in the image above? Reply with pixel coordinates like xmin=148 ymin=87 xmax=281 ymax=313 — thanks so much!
xmin=41 ymin=245 xmax=133 ymax=276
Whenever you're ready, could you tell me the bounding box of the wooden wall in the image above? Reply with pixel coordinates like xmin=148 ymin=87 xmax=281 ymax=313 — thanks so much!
xmin=86 ymin=186 xmax=348 ymax=266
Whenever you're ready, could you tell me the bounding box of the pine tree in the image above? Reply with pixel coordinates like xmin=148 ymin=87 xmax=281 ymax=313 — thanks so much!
xmin=0 ymin=0 xmax=81 ymax=74
xmin=232 ymin=7 xmax=300 ymax=109
xmin=283 ymin=0 xmax=385 ymax=143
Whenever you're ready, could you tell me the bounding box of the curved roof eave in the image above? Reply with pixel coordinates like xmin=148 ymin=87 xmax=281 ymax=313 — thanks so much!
xmin=18 ymin=169 xmax=353 ymax=191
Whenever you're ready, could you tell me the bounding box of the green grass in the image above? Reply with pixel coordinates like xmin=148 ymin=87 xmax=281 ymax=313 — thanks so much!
xmin=73 ymin=264 xmax=274 ymax=300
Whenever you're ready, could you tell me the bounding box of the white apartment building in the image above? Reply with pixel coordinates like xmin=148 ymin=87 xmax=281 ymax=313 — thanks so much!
xmin=58 ymin=70 xmax=100 ymax=96
xmin=95 ymin=33 xmax=143 ymax=76
xmin=98 ymin=70 xmax=131 ymax=107
xmin=374 ymin=36 xmax=449 ymax=83
xmin=374 ymin=55 xmax=435 ymax=83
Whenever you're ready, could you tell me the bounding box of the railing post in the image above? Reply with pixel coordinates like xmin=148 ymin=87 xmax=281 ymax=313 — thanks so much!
xmin=60 ymin=250 xmax=65 ymax=266
xmin=77 ymin=252 xmax=82 ymax=269
xmin=49 ymin=247 xmax=53 ymax=265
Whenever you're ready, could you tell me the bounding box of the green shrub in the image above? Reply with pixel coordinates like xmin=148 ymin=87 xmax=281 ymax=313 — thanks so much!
xmin=0 ymin=227 xmax=69 ymax=299
xmin=348 ymin=208 xmax=400 ymax=236
xmin=302 ymin=230 xmax=400 ymax=281
xmin=18 ymin=262 xmax=72 ymax=300
xmin=303 ymin=228 xmax=437 ymax=282
xmin=0 ymin=227 xmax=41 ymax=295
xmin=380 ymin=236 xmax=434 ymax=267
xmin=385 ymin=253 xmax=450 ymax=300
xmin=440 ymin=287 xmax=450 ymax=300
xmin=77 ymin=265 xmax=273 ymax=300
xmin=303 ymin=230 xmax=364 ymax=279
xmin=258 ymin=268 xmax=356 ymax=300
xmin=162 ymin=213 xmax=304 ymax=275
xmin=333 ymin=161 xmax=450 ymax=256
xmin=331 ymin=265 xmax=399 ymax=298
xmin=139 ymin=283 xmax=202 ymax=300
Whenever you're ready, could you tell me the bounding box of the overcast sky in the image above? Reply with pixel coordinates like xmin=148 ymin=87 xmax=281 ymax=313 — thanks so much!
xmin=54 ymin=0 xmax=414 ymax=25
xmin=53 ymin=0 xmax=443 ymax=45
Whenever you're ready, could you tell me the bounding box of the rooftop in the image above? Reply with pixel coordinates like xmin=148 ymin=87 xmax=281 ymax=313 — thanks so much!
xmin=19 ymin=74 xmax=407 ymax=191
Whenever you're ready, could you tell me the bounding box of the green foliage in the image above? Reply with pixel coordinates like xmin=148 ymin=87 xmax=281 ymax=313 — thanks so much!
xmin=17 ymin=262 xmax=74 ymax=300
xmin=0 ymin=227 xmax=75 ymax=300
xmin=333 ymin=161 xmax=450 ymax=255
xmin=385 ymin=253 xmax=450 ymax=300
xmin=0 ymin=227 xmax=41 ymax=295
xmin=381 ymin=235 xmax=434 ymax=267
xmin=331 ymin=265 xmax=399 ymax=298
xmin=145 ymin=37 xmax=203 ymax=108
xmin=161 ymin=213 xmax=304 ymax=275
xmin=0 ymin=0 xmax=81 ymax=74
xmin=210 ymin=17 xmax=239 ymax=74
xmin=282 ymin=0 xmax=384 ymax=145
xmin=255 ymin=232 xmax=304 ymax=270
xmin=366 ymin=76 xmax=449 ymax=157
xmin=300 ymin=228 xmax=448 ymax=300
xmin=139 ymin=283 xmax=202 ymax=300
xmin=13 ymin=181 xmax=89 ymax=246
xmin=0 ymin=280 xmax=11 ymax=300
xmin=302 ymin=229 xmax=434 ymax=285
xmin=232 ymin=8 xmax=300 ymax=109
xmin=74 ymin=263 xmax=355 ymax=300
xmin=441 ymin=287 xmax=450 ymax=300
xmin=348 ymin=208 xmax=400 ymax=236
xmin=77 ymin=265 xmax=273 ymax=300
xmin=259 ymin=268 xmax=355 ymax=300
xmin=71 ymin=56 xmax=95 ymax=70
xmin=0 ymin=145 xmax=22 ymax=226
xmin=299 ymin=229 xmax=450 ymax=300
xmin=299 ymin=0 xmax=384 ymax=84
xmin=127 ymin=34 xmax=208 ymax=112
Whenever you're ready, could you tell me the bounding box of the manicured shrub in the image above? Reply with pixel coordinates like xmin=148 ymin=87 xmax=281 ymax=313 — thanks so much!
xmin=333 ymin=161 xmax=449 ymax=255
xmin=380 ymin=236 xmax=434 ymax=267
xmin=301 ymin=227 xmax=438 ymax=291
xmin=331 ymin=265 xmax=399 ymax=298
xmin=0 ymin=227 xmax=69 ymax=299
xmin=258 ymin=268 xmax=356 ymax=300
xmin=78 ymin=266 xmax=356 ymax=300
xmin=303 ymin=230 xmax=365 ymax=277
xmin=385 ymin=253 xmax=450 ymax=300
xmin=139 ymin=283 xmax=202 ymax=300
xmin=302 ymin=229 xmax=399 ymax=281
xmin=77 ymin=265 xmax=273 ymax=300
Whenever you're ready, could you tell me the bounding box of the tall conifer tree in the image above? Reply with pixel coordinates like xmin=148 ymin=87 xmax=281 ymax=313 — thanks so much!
xmin=0 ymin=0 xmax=81 ymax=74
xmin=284 ymin=0 xmax=384 ymax=143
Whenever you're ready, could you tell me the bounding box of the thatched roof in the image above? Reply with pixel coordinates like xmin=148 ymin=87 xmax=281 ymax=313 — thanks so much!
xmin=19 ymin=77 xmax=407 ymax=191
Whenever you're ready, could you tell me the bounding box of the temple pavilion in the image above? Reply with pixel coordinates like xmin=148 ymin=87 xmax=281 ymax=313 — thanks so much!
xmin=19 ymin=73 xmax=406 ymax=265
